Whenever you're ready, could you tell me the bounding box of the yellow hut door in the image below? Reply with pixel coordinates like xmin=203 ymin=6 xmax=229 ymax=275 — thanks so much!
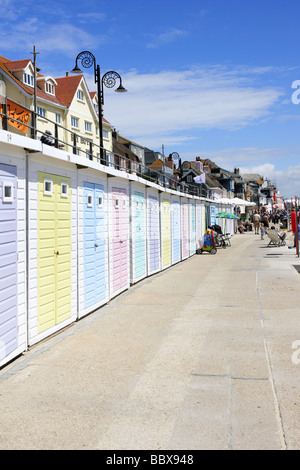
xmin=37 ymin=172 xmax=72 ymax=333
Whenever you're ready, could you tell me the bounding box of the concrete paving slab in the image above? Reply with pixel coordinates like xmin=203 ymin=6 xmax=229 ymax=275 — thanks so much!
xmin=0 ymin=232 xmax=300 ymax=449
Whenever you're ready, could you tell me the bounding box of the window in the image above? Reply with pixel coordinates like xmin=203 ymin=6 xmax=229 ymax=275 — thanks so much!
xmin=71 ymin=116 xmax=79 ymax=128
xmin=2 ymin=182 xmax=13 ymax=202
xmin=86 ymin=150 xmax=93 ymax=160
xmin=107 ymin=153 xmax=114 ymax=168
xmin=87 ymin=194 xmax=93 ymax=207
xmin=85 ymin=121 xmax=92 ymax=133
xmin=55 ymin=113 xmax=61 ymax=124
xmin=37 ymin=106 xmax=46 ymax=118
xmin=61 ymin=182 xmax=69 ymax=197
xmin=103 ymin=129 xmax=108 ymax=139
xmin=45 ymin=81 xmax=55 ymax=95
xmin=23 ymin=73 xmax=34 ymax=87
xmin=98 ymin=196 xmax=103 ymax=207
xmin=44 ymin=179 xmax=53 ymax=196
xmin=77 ymin=90 xmax=84 ymax=101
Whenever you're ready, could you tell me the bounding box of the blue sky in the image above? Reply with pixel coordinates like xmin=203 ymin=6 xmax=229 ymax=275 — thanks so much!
xmin=2 ymin=0 xmax=300 ymax=197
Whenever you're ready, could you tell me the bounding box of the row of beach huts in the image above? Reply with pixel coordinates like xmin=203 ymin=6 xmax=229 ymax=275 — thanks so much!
xmin=0 ymin=130 xmax=236 ymax=369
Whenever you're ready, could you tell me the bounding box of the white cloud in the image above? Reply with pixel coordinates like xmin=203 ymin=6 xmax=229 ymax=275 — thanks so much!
xmin=245 ymin=163 xmax=300 ymax=199
xmin=102 ymin=66 xmax=283 ymax=147
xmin=0 ymin=0 xmax=20 ymax=20
xmin=37 ymin=24 xmax=102 ymax=55
xmin=77 ymin=12 xmax=106 ymax=23
xmin=205 ymin=146 xmax=297 ymax=169
xmin=147 ymin=28 xmax=188 ymax=48
xmin=201 ymin=146 xmax=300 ymax=197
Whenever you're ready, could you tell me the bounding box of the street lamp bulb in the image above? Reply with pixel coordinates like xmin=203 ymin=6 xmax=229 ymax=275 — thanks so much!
xmin=115 ymin=84 xmax=127 ymax=93
xmin=70 ymin=65 xmax=82 ymax=74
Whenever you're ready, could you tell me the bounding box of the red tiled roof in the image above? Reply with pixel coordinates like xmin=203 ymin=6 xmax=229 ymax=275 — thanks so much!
xmin=36 ymin=87 xmax=63 ymax=106
xmin=0 ymin=56 xmax=61 ymax=105
xmin=55 ymin=75 xmax=83 ymax=108
xmin=4 ymin=59 xmax=31 ymax=71
xmin=0 ymin=56 xmax=34 ymax=96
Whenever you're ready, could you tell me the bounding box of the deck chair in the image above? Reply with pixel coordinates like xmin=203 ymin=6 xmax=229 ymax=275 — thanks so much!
xmin=267 ymin=229 xmax=286 ymax=247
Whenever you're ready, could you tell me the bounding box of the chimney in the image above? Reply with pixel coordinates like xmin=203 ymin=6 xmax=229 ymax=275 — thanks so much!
xmin=66 ymin=72 xmax=69 ymax=77
xmin=196 ymin=157 xmax=203 ymax=172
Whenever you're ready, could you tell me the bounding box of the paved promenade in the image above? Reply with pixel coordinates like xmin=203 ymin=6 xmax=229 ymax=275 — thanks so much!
xmin=1 ymin=230 xmax=300 ymax=450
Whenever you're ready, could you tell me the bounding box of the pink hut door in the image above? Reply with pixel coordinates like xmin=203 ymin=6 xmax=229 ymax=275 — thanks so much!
xmin=112 ymin=187 xmax=128 ymax=293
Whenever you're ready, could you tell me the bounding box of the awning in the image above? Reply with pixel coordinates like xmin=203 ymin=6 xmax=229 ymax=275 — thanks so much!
xmin=215 ymin=197 xmax=255 ymax=206
xmin=231 ymin=197 xmax=256 ymax=206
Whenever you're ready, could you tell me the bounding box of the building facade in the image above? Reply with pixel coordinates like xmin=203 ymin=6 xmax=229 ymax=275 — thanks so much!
xmin=0 ymin=55 xmax=113 ymax=160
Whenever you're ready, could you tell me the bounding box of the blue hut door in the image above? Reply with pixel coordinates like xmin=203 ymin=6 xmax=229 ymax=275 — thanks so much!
xmin=190 ymin=203 xmax=196 ymax=253
xmin=210 ymin=205 xmax=217 ymax=226
xmin=0 ymin=163 xmax=18 ymax=361
xmin=84 ymin=182 xmax=106 ymax=308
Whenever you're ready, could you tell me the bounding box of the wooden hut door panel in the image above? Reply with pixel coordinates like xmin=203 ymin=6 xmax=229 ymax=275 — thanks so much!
xmin=134 ymin=191 xmax=146 ymax=279
xmin=162 ymin=199 xmax=171 ymax=266
xmin=190 ymin=204 xmax=196 ymax=252
xmin=172 ymin=201 xmax=180 ymax=262
xmin=0 ymin=163 xmax=18 ymax=360
xmin=38 ymin=172 xmax=72 ymax=333
xmin=148 ymin=195 xmax=159 ymax=272
xmin=112 ymin=187 xmax=128 ymax=292
xmin=181 ymin=203 xmax=189 ymax=258
xmin=84 ymin=182 xmax=106 ymax=307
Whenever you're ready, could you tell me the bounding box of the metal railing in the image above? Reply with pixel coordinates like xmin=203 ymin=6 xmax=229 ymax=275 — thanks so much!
xmin=0 ymin=97 xmax=209 ymax=198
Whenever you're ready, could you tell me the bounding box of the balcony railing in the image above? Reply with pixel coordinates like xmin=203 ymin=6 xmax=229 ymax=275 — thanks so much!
xmin=0 ymin=97 xmax=208 ymax=198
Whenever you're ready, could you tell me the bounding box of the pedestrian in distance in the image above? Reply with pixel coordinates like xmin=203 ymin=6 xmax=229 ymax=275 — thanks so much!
xmin=41 ymin=130 xmax=54 ymax=146
xmin=253 ymin=211 xmax=260 ymax=234
xmin=41 ymin=130 xmax=64 ymax=148
xmin=260 ymin=223 xmax=265 ymax=240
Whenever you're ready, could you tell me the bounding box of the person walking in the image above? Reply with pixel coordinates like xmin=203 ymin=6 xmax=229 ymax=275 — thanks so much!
xmin=253 ymin=211 xmax=260 ymax=234
xmin=260 ymin=223 xmax=266 ymax=240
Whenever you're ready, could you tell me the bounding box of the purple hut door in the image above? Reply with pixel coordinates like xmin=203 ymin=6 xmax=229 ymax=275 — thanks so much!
xmin=0 ymin=163 xmax=18 ymax=362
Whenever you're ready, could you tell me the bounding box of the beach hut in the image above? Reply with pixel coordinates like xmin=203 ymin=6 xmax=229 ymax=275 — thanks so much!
xmin=27 ymin=153 xmax=78 ymax=345
xmin=130 ymin=182 xmax=147 ymax=284
xmin=210 ymin=204 xmax=217 ymax=227
xmin=146 ymin=188 xmax=161 ymax=276
xmin=108 ymin=178 xmax=130 ymax=298
xmin=0 ymin=146 xmax=27 ymax=367
xmin=195 ymin=200 xmax=203 ymax=251
xmin=171 ymin=195 xmax=181 ymax=264
xmin=189 ymin=200 xmax=196 ymax=255
xmin=160 ymin=194 xmax=171 ymax=270
xmin=181 ymin=197 xmax=190 ymax=260
xmin=77 ymin=170 xmax=109 ymax=319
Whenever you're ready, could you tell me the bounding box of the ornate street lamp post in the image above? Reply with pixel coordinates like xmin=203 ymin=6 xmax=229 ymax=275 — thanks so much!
xmin=71 ymin=51 xmax=127 ymax=164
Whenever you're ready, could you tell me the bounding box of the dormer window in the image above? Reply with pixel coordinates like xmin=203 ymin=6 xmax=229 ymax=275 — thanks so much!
xmin=23 ymin=72 xmax=34 ymax=87
xmin=45 ymin=81 xmax=55 ymax=95
xmin=36 ymin=76 xmax=57 ymax=96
